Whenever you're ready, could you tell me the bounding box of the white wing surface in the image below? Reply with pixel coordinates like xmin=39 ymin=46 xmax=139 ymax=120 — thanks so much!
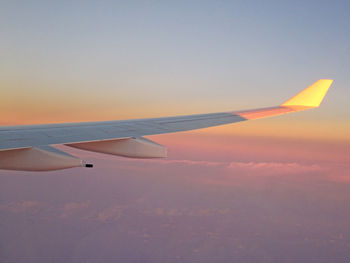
xmin=0 ymin=79 xmax=333 ymax=171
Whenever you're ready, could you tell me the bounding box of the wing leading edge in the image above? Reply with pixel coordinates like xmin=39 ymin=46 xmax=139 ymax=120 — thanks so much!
xmin=0 ymin=79 xmax=333 ymax=171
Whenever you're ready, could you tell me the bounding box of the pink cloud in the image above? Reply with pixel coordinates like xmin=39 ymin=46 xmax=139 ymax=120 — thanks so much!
xmin=226 ymin=161 xmax=323 ymax=176
xmin=116 ymin=158 xmax=324 ymax=176
xmin=54 ymin=134 xmax=350 ymax=184
xmin=0 ymin=201 xmax=39 ymax=213
xmin=60 ymin=202 xmax=90 ymax=218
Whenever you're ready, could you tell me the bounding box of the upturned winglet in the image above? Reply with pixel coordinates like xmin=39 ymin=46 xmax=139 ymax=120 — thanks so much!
xmin=281 ymin=79 xmax=333 ymax=108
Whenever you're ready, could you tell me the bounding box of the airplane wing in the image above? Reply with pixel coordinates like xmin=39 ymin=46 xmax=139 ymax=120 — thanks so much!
xmin=0 ymin=79 xmax=333 ymax=171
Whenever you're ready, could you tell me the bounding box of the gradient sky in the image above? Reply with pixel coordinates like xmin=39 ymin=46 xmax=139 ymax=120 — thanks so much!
xmin=1 ymin=1 xmax=350 ymax=263
xmin=0 ymin=0 xmax=349 ymax=140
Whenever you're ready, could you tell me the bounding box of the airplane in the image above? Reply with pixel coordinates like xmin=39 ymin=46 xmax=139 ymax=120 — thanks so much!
xmin=0 ymin=79 xmax=333 ymax=171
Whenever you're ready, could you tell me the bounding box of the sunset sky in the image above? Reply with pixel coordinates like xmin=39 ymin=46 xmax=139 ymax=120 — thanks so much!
xmin=1 ymin=1 xmax=350 ymax=262
xmin=1 ymin=1 xmax=349 ymax=140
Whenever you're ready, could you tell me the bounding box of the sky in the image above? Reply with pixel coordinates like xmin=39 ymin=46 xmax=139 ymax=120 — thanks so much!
xmin=0 ymin=1 xmax=350 ymax=262
xmin=0 ymin=0 xmax=349 ymax=140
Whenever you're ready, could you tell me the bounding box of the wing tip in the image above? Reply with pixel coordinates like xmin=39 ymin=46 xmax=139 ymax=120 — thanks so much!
xmin=281 ymin=79 xmax=334 ymax=108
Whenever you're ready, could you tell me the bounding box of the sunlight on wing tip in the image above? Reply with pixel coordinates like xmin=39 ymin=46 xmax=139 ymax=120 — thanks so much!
xmin=281 ymin=79 xmax=334 ymax=108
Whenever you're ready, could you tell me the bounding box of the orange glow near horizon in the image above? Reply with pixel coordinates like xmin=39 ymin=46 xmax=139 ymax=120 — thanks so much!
xmin=0 ymin=78 xmax=348 ymax=142
xmin=0 ymin=107 xmax=349 ymax=142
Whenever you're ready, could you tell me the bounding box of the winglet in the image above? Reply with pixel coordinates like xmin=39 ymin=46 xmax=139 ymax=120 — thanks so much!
xmin=281 ymin=79 xmax=333 ymax=108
